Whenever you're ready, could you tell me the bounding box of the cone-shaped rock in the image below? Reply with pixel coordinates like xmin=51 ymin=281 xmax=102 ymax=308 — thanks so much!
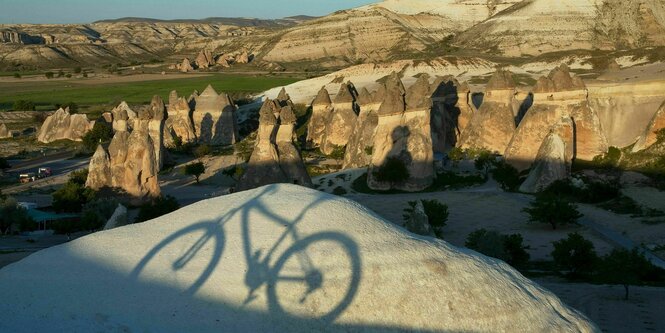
xmin=0 ymin=122 xmax=11 ymax=139
xmin=306 ymin=86 xmax=333 ymax=148
xmin=85 ymin=145 xmax=112 ymax=190
xmin=321 ymin=83 xmax=358 ymax=155
xmin=276 ymin=106 xmax=313 ymax=187
xmin=343 ymin=87 xmax=381 ymax=169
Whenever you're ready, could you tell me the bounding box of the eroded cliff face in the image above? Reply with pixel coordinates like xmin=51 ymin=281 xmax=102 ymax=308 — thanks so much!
xmin=430 ymin=76 xmax=475 ymax=153
xmin=459 ymin=69 xmax=517 ymax=154
xmin=36 ymin=108 xmax=93 ymax=143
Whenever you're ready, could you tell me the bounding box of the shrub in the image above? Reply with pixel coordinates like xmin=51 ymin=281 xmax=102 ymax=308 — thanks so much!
xmin=332 ymin=186 xmax=347 ymax=195
xmin=542 ymin=178 xmax=620 ymax=204
xmin=52 ymin=170 xmax=95 ymax=213
xmin=474 ymin=150 xmax=495 ymax=177
xmin=591 ymin=146 xmax=622 ymax=168
xmin=13 ymin=73 xmax=21 ymax=79
xmin=12 ymin=100 xmax=35 ymax=111
xmin=552 ymin=233 xmax=598 ymax=277
xmin=420 ymin=199 xmax=449 ymax=228
xmin=185 ymin=162 xmax=206 ymax=183
xmin=222 ymin=165 xmax=245 ymax=181
xmin=448 ymin=147 xmax=464 ymax=166
xmin=57 ymin=70 xmax=65 ymax=78
xmin=328 ymin=145 xmax=346 ymax=165
xmin=491 ymin=160 xmax=521 ymax=192
xmin=136 ymin=195 xmax=180 ymax=223
xmin=597 ymin=248 xmax=664 ymax=300
xmin=373 ymin=157 xmax=410 ymax=185
xmin=82 ymin=122 xmax=113 ymax=152
xmin=431 ymin=171 xmax=485 ymax=190
xmin=523 ymin=195 xmax=583 ymax=230
xmin=364 ymin=146 xmax=374 ymax=156
xmin=194 ymin=144 xmax=211 ymax=158
xmin=74 ymin=66 xmax=82 ymax=74
xmin=45 ymin=72 xmax=54 ymax=79
xmin=465 ymin=229 xmax=530 ymax=268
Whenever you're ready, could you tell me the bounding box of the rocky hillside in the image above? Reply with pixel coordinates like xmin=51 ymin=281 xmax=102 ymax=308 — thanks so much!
xmin=1 ymin=0 xmax=665 ymax=69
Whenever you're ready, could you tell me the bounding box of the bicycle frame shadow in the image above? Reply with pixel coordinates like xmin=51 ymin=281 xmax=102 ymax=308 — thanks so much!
xmin=130 ymin=184 xmax=363 ymax=324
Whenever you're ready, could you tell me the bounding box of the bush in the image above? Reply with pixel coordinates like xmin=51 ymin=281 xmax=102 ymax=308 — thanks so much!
xmin=222 ymin=165 xmax=245 ymax=181
xmin=542 ymin=178 xmax=620 ymax=204
xmin=332 ymin=186 xmax=347 ymax=195
xmin=136 ymin=195 xmax=180 ymax=223
xmin=552 ymin=233 xmax=598 ymax=277
xmin=523 ymin=195 xmax=583 ymax=230
xmin=82 ymin=122 xmax=113 ymax=152
xmin=13 ymin=73 xmax=21 ymax=79
xmin=373 ymin=157 xmax=410 ymax=185
xmin=52 ymin=170 xmax=95 ymax=213
xmin=420 ymin=199 xmax=449 ymax=228
xmin=0 ymin=198 xmax=36 ymax=234
xmin=597 ymin=248 xmax=664 ymax=300
xmin=491 ymin=160 xmax=521 ymax=192
xmin=74 ymin=66 xmax=82 ymax=74
xmin=465 ymin=229 xmax=530 ymax=268
xmin=474 ymin=150 xmax=495 ymax=176
xmin=12 ymin=100 xmax=35 ymax=111
xmin=328 ymin=145 xmax=346 ymax=165
xmin=591 ymin=146 xmax=622 ymax=168
xmin=431 ymin=171 xmax=485 ymax=190
xmin=448 ymin=147 xmax=464 ymax=166
xmin=185 ymin=162 xmax=205 ymax=183
xmin=57 ymin=70 xmax=65 ymax=78
xmin=45 ymin=72 xmax=54 ymax=79
xmin=194 ymin=144 xmax=211 ymax=158
xmin=364 ymin=146 xmax=374 ymax=156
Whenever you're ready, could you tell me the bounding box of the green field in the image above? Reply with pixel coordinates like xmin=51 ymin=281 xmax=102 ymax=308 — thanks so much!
xmin=0 ymin=74 xmax=300 ymax=110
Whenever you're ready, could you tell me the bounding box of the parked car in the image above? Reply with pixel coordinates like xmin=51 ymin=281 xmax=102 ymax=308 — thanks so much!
xmin=19 ymin=173 xmax=36 ymax=183
xmin=37 ymin=167 xmax=52 ymax=179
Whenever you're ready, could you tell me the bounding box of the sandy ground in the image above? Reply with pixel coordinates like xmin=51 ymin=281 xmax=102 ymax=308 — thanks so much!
xmin=538 ymin=280 xmax=665 ymax=333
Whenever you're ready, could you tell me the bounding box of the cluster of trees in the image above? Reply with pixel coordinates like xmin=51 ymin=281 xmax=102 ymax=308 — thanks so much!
xmin=552 ymin=233 xmax=664 ymax=300
xmin=0 ymin=196 xmax=35 ymax=234
xmin=448 ymin=148 xmax=523 ymax=192
xmin=465 ymin=229 xmax=530 ymax=269
xmin=82 ymin=121 xmax=113 ymax=152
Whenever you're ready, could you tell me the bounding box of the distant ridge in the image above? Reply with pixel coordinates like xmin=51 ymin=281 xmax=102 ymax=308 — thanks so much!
xmin=93 ymin=16 xmax=318 ymax=27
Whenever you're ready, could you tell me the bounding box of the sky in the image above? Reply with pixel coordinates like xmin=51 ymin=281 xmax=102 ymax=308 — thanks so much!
xmin=0 ymin=0 xmax=377 ymax=24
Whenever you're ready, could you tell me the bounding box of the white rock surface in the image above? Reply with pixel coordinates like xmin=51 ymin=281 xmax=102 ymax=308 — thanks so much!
xmin=0 ymin=185 xmax=598 ymax=332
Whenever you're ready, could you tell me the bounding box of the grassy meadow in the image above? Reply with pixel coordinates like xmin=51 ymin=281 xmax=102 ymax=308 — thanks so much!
xmin=0 ymin=74 xmax=300 ymax=112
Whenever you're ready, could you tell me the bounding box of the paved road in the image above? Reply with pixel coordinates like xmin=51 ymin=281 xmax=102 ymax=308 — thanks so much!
xmin=4 ymin=155 xmax=90 ymax=194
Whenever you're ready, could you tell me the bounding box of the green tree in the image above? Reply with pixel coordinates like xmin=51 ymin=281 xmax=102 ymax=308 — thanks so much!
xmin=523 ymin=195 xmax=583 ymax=230
xmin=74 ymin=66 xmax=82 ymax=74
xmin=329 ymin=145 xmax=346 ymax=166
xmin=598 ymin=248 xmax=662 ymax=300
xmin=0 ymin=198 xmax=35 ymax=234
xmin=185 ymin=162 xmax=206 ymax=184
xmin=52 ymin=170 xmax=95 ymax=213
xmin=492 ymin=160 xmax=521 ymax=192
xmin=45 ymin=72 xmax=54 ymax=79
xmin=222 ymin=165 xmax=245 ymax=181
xmin=13 ymin=73 xmax=21 ymax=79
xmin=420 ymin=199 xmax=449 ymax=228
xmin=57 ymin=70 xmax=65 ymax=78
xmin=136 ymin=196 xmax=180 ymax=223
xmin=474 ymin=150 xmax=495 ymax=177
xmin=12 ymin=100 xmax=35 ymax=111
xmin=552 ymin=233 xmax=598 ymax=277
xmin=194 ymin=144 xmax=211 ymax=158
xmin=465 ymin=229 xmax=530 ymax=268
xmin=373 ymin=157 xmax=410 ymax=186
xmin=82 ymin=122 xmax=113 ymax=152
xmin=448 ymin=147 xmax=464 ymax=166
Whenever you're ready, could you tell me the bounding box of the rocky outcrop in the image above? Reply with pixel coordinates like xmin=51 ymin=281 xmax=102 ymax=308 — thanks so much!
xmin=179 ymin=58 xmax=194 ymax=73
xmin=430 ymin=76 xmax=475 ymax=152
xmin=520 ymin=118 xmax=575 ymax=193
xmin=36 ymin=108 xmax=93 ymax=143
xmin=0 ymin=123 xmax=11 ymax=139
xmin=275 ymin=106 xmax=313 ymax=187
xmin=195 ymin=49 xmax=214 ymax=69
xmin=570 ymin=102 xmax=609 ymax=161
xmin=368 ymin=73 xmax=435 ymax=192
xmin=144 ymin=95 xmax=167 ymax=171
xmin=235 ymin=50 xmax=252 ymax=64
xmin=633 ymin=100 xmax=665 ymax=152
xmin=237 ymin=100 xmax=287 ymax=191
xmin=405 ymin=200 xmax=436 ymax=237
xmin=343 ymin=87 xmax=381 ymax=169
xmin=321 ymin=83 xmax=358 ymax=155
xmin=111 ymin=102 xmax=137 ymax=133
xmin=191 ymin=85 xmax=238 ymax=145
xmin=238 ymin=92 xmax=312 ymax=191
xmin=165 ymin=90 xmax=197 ymax=145
xmin=459 ymin=69 xmax=517 ymax=154
xmin=306 ymin=86 xmax=333 ymax=149
xmin=505 ymin=65 xmax=589 ymax=170
xmin=103 ymin=204 xmax=128 ymax=230
xmin=85 ymin=145 xmax=112 ymax=190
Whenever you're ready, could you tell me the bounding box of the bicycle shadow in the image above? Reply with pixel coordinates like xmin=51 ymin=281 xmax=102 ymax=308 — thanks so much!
xmin=130 ymin=184 xmax=363 ymax=324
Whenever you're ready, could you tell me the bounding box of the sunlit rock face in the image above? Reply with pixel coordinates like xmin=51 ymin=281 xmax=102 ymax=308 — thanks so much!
xmin=633 ymin=100 xmax=665 ymax=152
xmin=0 ymin=184 xmax=599 ymax=332
xmin=343 ymin=87 xmax=381 ymax=169
xmin=306 ymin=86 xmax=333 ymax=149
xmin=166 ymin=90 xmax=197 ymax=145
xmin=238 ymin=91 xmax=311 ymax=191
xmin=36 ymin=107 xmax=93 ymax=143
xmin=321 ymin=83 xmax=359 ymax=155
xmin=191 ymin=85 xmax=238 ymax=146
xmin=368 ymin=73 xmax=434 ymax=192
xmin=459 ymin=69 xmax=517 ymax=154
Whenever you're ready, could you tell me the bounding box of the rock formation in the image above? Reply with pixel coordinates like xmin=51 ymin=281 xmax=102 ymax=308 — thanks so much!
xmin=85 ymin=145 xmax=112 ymax=190
xmin=405 ymin=200 xmax=435 ymax=237
xmin=144 ymin=95 xmax=167 ymax=171
xmin=570 ymin=102 xmax=609 ymax=161
xmin=520 ymin=118 xmax=575 ymax=193
xmin=0 ymin=123 xmax=11 ymax=139
xmin=104 ymin=204 xmax=128 ymax=230
xmin=505 ymin=65 xmax=588 ymax=170
xmin=111 ymin=102 xmax=137 ymax=133
xmin=165 ymin=90 xmax=197 ymax=145
xmin=195 ymin=49 xmax=215 ymax=69
xmin=321 ymin=83 xmax=358 ymax=155
xmin=235 ymin=50 xmax=252 ymax=64
xmin=368 ymin=73 xmax=435 ymax=192
xmin=36 ymin=108 xmax=93 ymax=143
xmin=343 ymin=87 xmax=381 ymax=169
xmin=633 ymin=100 xmax=665 ymax=152
xmin=191 ymin=85 xmax=238 ymax=145
xmin=0 ymin=184 xmax=600 ymax=332
xmin=179 ymin=58 xmax=194 ymax=73
xmin=236 ymin=100 xmax=287 ymax=191
xmin=306 ymin=86 xmax=333 ymax=149
xmin=430 ymin=76 xmax=475 ymax=152
xmin=459 ymin=69 xmax=517 ymax=154
xmin=275 ymin=106 xmax=313 ymax=187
